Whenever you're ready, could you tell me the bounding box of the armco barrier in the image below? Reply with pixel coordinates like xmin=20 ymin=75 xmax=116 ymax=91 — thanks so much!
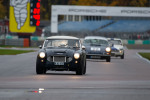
xmin=123 ymin=40 xmax=150 ymax=45
xmin=24 ymin=39 xmax=29 ymax=47
xmin=0 ymin=39 xmax=4 ymax=45
xmin=30 ymin=36 xmax=45 ymax=47
xmin=5 ymin=39 xmax=24 ymax=47
xmin=128 ymin=40 xmax=135 ymax=44
xmin=30 ymin=37 xmax=150 ymax=45
xmin=1 ymin=37 xmax=150 ymax=47
xmin=30 ymin=40 xmax=44 ymax=47
xmin=143 ymin=40 xmax=150 ymax=44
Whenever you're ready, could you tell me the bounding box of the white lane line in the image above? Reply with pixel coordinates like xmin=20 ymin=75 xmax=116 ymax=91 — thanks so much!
xmin=136 ymin=52 xmax=150 ymax=64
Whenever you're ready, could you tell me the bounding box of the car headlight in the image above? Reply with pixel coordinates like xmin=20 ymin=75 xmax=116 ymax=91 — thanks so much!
xmin=106 ymin=47 xmax=111 ymax=52
xmin=74 ymin=53 xmax=80 ymax=59
xmin=119 ymin=49 xmax=123 ymax=53
xmin=39 ymin=52 xmax=46 ymax=58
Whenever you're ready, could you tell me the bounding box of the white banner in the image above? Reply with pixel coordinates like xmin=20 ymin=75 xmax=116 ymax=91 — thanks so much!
xmin=51 ymin=5 xmax=150 ymax=33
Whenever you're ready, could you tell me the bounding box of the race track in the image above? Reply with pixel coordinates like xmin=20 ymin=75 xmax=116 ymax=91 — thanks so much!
xmin=0 ymin=48 xmax=150 ymax=100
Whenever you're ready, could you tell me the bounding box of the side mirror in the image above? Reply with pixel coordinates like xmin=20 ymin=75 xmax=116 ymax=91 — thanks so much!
xmin=39 ymin=45 xmax=42 ymax=49
xmin=82 ymin=46 xmax=86 ymax=50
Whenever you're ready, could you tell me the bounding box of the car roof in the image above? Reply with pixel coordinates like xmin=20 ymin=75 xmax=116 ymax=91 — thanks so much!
xmin=107 ymin=38 xmax=122 ymax=41
xmin=46 ymin=36 xmax=79 ymax=40
xmin=84 ymin=36 xmax=108 ymax=41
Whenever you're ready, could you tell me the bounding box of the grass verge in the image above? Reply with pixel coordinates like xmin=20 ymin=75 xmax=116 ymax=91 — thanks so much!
xmin=139 ymin=52 xmax=150 ymax=60
xmin=0 ymin=49 xmax=35 ymax=55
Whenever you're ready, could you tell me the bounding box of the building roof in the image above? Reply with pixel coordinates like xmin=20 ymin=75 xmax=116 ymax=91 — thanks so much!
xmin=84 ymin=36 xmax=108 ymax=41
xmin=107 ymin=38 xmax=122 ymax=41
xmin=47 ymin=36 xmax=79 ymax=40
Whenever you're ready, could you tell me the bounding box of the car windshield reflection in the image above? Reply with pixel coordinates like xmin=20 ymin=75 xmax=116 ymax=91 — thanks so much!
xmin=44 ymin=39 xmax=80 ymax=49
xmin=83 ymin=39 xmax=108 ymax=46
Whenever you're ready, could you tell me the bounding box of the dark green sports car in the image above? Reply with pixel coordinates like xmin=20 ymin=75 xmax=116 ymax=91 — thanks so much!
xmin=36 ymin=36 xmax=86 ymax=75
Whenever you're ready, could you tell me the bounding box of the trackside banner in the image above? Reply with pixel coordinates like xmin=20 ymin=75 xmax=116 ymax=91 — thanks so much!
xmin=52 ymin=5 xmax=150 ymax=17
xmin=9 ymin=0 xmax=41 ymax=33
xmin=51 ymin=5 xmax=150 ymax=33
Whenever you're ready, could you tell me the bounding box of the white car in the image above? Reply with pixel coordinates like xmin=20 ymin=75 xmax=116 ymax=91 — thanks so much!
xmin=108 ymin=38 xmax=124 ymax=59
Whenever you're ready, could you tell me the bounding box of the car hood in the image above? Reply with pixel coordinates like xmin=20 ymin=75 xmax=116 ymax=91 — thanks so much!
xmin=45 ymin=48 xmax=76 ymax=57
xmin=113 ymin=45 xmax=123 ymax=50
xmin=85 ymin=45 xmax=107 ymax=53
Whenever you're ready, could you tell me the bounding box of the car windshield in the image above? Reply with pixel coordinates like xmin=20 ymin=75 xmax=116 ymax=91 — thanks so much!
xmin=83 ymin=39 xmax=108 ymax=46
xmin=44 ymin=39 xmax=80 ymax=48
xmin=108 ymin=40 xmax=122 ymax=45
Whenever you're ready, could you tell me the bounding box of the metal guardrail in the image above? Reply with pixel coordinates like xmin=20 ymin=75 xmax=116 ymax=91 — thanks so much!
xmin=5 ymin=39 xmax=24 ymax=47
xmin=0 ymin=37 xmax=150 ymax=47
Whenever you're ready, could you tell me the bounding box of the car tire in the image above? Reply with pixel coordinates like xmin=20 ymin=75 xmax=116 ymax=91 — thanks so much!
xmin=76 ymin=67 xmax=83 ymax=75
xmin=83 ymin=60 xmax=86 ymax=75
xmin=106 ymin=57 xmax=111 ymax=62
xmin=121 ymin=53 xmax=124 ymax=59
xmin=36 ymin=59 xmax=46 ymax=74
xmin=76 ymin=62 xmax=83 ymax=75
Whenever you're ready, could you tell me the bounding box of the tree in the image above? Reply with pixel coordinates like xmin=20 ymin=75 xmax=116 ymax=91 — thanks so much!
xmin=130 ymin=0 xmax=148 ymax=7
xmin=0 ymin=0 xmax=6 ymax=19
xmin=110 ymin=0 xmax=148 ymax=7
xmin=0 ymin=0 xmax=149 ymax=20
xmin=69 ymin=0 xmax=102 ymax=6
xmin=69 ymin=0 xmax=149 ymax=7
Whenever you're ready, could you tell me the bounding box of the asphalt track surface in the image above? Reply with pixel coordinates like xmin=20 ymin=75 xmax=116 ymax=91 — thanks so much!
xmin=0 ymin=48 xmax=150 ymax=100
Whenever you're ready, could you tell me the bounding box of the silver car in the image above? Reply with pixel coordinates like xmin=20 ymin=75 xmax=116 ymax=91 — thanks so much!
xmin=83 ymin=36 xmax=111 ymax=62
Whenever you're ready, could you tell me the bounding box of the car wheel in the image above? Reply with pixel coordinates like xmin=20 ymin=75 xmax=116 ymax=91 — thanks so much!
xmin=106 ymin=57 xmax=111 ymax=62
xmin=43 ymin=68 xmax=47 ymax=74
xmin=36 ymin=59 xmax=45 ymax=74
xmin=83 ymin=60 xmax=86 ymax=75
xmin=121 ymin=53 xmax=124 ymax=59
xmin=76 ymin=62 xmax=83 ymax=75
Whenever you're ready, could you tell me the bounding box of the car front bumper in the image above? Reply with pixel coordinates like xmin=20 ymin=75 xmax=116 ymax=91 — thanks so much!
xmin=44 ymin=60 xmax=81 ymax=71
xmin=86 ymin=53 xmax=110 ymax=59
xmin=111 ymin=50 xmax=124 ymax=56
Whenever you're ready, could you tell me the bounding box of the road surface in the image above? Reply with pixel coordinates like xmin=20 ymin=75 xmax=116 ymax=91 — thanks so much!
xmin=0 ymin=48 xmax=150 ymax=100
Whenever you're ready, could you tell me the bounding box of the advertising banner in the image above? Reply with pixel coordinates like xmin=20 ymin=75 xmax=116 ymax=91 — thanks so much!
xmin=9 ymin=0 xmax=39 ymax=33
xmin=51 ymin=5 xmax=150 ymax=33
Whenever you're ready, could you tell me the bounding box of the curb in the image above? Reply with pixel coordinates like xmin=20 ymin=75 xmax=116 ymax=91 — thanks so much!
xmin=136 ymin=52 xmax=150 ymax=64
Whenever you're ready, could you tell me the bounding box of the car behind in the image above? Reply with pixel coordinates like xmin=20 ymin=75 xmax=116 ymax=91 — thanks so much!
xmin=108 ymin=38 xmax=124 ymax=59
xmin=83 ymin=36 xmax=111 ymax=62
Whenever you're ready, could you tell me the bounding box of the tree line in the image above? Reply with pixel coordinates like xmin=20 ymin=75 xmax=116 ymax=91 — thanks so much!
xmin=0 ymin=0 xmax=149 ymax=20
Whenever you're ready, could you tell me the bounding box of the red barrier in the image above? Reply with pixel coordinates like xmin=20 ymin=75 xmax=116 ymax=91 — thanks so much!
xmin=24 ymin=39 xmax=29 ymax=47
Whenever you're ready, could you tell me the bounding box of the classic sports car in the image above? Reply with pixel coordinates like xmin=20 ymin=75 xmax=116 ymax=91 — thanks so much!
xmin=108 ymin=38 xmax=124 ymax=59
xmin=36 ymin=36 xmax=86 ymax=75
xmin=83 ymin=36 xmax=111 ymax=62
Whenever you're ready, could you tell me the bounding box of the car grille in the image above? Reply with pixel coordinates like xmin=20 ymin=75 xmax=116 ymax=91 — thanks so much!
xmin=111 ymin=49 xmax=119 ymax=52
xmin=47 ymin=56 xmax=72 ymax=62
xmin=54 ymin=56 xmax=66 ymax=62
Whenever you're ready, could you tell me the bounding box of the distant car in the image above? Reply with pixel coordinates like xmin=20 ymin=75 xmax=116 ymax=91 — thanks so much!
xmin=36 ymin=36 xmax=86 ymax=75
xmin=83 ymin=36 xmax=111 ymax=62
xmin=108 ymin=38 xmax=124 ymax=59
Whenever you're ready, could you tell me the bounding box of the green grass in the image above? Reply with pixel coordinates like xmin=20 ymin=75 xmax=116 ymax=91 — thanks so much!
xmin=0 ymin=45 xmax=38 ymax=48
xmin=139 ymin=52 xmax=150 ymax=60
xmin=0 ymin=45 xmax=22 ymax=48
xmin=0 ymin=49 xmax=35 ymax=55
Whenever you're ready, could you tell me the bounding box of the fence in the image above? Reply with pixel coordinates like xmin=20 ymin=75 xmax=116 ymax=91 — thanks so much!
xmin=0 ymin=36 xmax=150 ymax=47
